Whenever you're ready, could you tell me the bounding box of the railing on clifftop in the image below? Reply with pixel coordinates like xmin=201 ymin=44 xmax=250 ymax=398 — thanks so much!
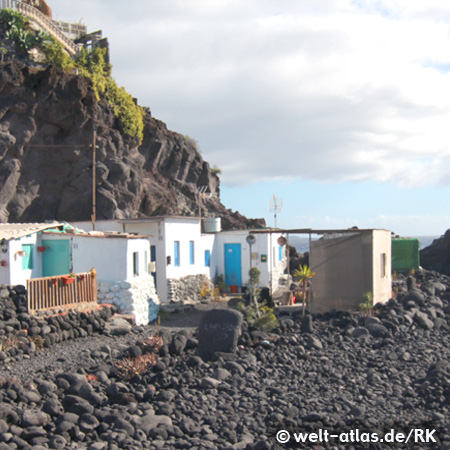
xmin=26 ymin=271 xmax=98 ymax=313
xmin=0 ymin=0 xmax=80 ymax=55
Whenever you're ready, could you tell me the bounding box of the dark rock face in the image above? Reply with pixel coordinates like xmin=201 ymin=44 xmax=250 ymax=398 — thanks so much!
xmin=420 ymin=230 xmax=450 ymax=276
xmin=0 ymin=62 xmax=264 ymax=230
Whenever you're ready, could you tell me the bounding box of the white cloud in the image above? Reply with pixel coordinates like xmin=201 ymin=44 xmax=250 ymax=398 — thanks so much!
xmin=52 ymin=0 xmax=450 ymax=187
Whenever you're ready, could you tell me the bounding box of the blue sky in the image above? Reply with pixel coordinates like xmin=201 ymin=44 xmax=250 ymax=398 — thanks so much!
xmin=51 ymin=0 xmax=450 ymax=236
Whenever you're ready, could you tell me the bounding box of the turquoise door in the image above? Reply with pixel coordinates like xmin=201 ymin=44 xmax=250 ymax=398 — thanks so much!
xmin=42 ymin=240 xmax=71 ymax=277
xmin=224 ymin=243 xmax=242 ymax=287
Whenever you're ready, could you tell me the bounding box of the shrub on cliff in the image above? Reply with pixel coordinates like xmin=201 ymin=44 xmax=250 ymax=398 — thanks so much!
xmin=75 ymin=47 xmax=144 ymax=143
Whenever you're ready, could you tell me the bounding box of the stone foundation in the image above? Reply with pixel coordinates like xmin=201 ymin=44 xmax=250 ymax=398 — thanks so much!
xmin=97 ymin=276 xmax=160 ymax=326
xmin=167 ymin=274 xmax=213 ymax=304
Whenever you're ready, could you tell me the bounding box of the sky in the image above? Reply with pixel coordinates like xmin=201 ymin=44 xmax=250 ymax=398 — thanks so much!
xmin=50 ymin=0 xmax=450 ymax=236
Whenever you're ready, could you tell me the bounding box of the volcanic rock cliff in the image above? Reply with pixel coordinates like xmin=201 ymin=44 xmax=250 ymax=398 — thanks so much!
xmin=420 ymin=229 xmax=450 ymax=276
xmin=0 ymin=62 xmax=264 ymax=229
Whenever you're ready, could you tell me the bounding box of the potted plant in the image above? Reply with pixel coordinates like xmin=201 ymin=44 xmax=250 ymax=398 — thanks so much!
xmin=229 ymin=272 xmax=238 ymax=293
xmin=62 ymin=273 xmax=75 ymax=285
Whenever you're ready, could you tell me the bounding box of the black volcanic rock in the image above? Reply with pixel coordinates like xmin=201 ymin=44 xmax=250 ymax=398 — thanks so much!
xmin=420 ymin=230 xmax=450 ymax=276
xmin=0 ymin=61 xmax=264 ymax=230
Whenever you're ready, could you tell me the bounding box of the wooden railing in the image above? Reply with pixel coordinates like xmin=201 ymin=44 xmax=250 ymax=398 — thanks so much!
xmin=0 ymin=0 xmax=81 ymax=55
xmin=27 ymin=271 xmax=97 ymax=312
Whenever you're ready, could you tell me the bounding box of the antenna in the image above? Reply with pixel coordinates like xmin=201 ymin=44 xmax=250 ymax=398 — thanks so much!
xmin=269 ymin=194 xmax=283 ymax=228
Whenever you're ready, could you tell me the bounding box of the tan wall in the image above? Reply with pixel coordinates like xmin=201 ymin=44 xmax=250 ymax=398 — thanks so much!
xmin=310 ymin=230 xmax=391 ymax=313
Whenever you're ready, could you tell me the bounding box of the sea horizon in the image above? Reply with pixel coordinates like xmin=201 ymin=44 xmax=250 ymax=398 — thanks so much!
xmin=290 ymin=234 xmax=440 ymax=254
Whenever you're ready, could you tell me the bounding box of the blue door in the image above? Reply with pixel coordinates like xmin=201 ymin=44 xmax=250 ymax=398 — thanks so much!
xmin=224 ymin=243 xmax=242 ymax=287
xmin=42 ymin=240 xmax=71 ymax=277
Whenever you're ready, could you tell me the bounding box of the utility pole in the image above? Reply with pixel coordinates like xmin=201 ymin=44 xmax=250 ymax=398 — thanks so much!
xmin=91 ymin=130 xmax=97 ymax=231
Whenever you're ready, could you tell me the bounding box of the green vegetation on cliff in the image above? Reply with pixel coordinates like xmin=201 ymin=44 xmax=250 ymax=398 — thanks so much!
xmin=0 ymin=9 xmax=144 ymax=143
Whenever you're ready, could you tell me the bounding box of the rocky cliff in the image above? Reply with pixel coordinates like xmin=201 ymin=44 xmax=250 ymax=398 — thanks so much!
xmin=420 ymin=229 xmax=450 ymax=276
xmin=0 ymin=62 xmax=264 ymax=229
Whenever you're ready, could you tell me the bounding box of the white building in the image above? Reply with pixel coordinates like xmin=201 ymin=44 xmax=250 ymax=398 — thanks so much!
xmin=0 ymin=222 xmax=64 ymax=286
xmin=0 ymin=222 xmax=159 ymax=324
xmin=71 ymin=217 xmax=287 ymax=303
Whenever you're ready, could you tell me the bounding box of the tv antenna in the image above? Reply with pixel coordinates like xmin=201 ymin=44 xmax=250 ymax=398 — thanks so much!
xmin=269 ymin=194 xmax=283 ymax=228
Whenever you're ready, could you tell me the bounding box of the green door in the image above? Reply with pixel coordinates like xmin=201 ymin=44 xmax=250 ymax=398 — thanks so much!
xmin=42 ymin=240 xmax=71 ymax=277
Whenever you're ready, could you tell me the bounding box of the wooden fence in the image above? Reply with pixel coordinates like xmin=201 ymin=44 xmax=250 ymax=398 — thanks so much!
xmin=0 ymin=0 xmax=81 ymax=55
xmin=26 ymin=271 xmax=97 ymax=312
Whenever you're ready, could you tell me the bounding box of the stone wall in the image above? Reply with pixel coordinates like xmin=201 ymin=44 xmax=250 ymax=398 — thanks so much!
xmin=167 ymin=274 xmax=213 ymax=304
xmin=270 ymin=257 xmax=288 ymax=293
xmin=97 ymin=276 xmax=160 ymax=326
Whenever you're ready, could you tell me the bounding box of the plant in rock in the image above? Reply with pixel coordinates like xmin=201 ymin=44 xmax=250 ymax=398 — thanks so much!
xmin=233 ymin=300 xmax=279 ymax=333
xmin=359 ymin=291 xmax=373 ymax=316
xmin=141 ymin=334 xmax=164 ymax=354
xmin=43 ymin=39 xmax=74 ymax=68
xmin=28 ymin=335 xmax=45 ymax=350
xmin=293 ymin=264 xmax=316 ymax=316
xmin=215 ymin=274 xmax=227 ymax=294
xmin=114 ymin=353 xmax=159 ymax=381
xmin=199 ymin=281 xmax=212 ymax=298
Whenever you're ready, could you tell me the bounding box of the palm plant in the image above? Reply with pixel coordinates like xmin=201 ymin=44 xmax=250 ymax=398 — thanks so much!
xmin=293 ymin=264 xmax=316 ymax=316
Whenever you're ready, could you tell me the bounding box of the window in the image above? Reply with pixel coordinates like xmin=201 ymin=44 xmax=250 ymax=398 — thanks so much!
xmin=133 ymin=252 xmax=139 ymax=276
xmin=144 ymin=251 xmax=148 ymax=274
xmin=381 ymin=253 xmax=386 ymax=278
xmin=174 ymin=241 xmax=180 ymax=267
xmin=22 ymin=244 xmax=33 ymax=270
xmin=189 ymin=241 xmax=195 ymax=265
xmin=279 ymin=245 xmax=283 ymax=261
xmin=204 ymin=250 xmax=211 ymax=267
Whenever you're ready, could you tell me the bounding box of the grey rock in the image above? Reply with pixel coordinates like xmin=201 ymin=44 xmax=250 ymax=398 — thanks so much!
xmin=198 ymin=309 xmax=243 ymax=361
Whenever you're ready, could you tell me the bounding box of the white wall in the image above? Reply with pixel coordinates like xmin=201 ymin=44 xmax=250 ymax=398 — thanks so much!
xmin=70 ymin=235 xmax=128 ymax=280
xmin=164 ymin=219 xmax=205 ymax=278
xmin=46 ymin=234 xmax=150 ymax=282
xmin=125 ymin=238 xmax=151 ymax=281
xmin=213 ymin=231 xmax=286 ymax=291
xmin=7 ymin=233 xmax=43 ymax=286
xmin=372 ymin=230 xmax=392 ymax=305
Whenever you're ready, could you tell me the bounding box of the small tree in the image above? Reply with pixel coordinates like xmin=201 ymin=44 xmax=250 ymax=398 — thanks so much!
xmin=293 ymin=264 xmax=316 ymax=316
xmin=248 ymin=267 xmax=261 ymax=317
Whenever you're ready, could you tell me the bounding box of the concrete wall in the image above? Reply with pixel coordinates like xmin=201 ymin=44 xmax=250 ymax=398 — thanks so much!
xmin=310 ymin=230 xmax=391 ymax=313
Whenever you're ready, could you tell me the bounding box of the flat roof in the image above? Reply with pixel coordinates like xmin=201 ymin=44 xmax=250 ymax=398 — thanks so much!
xmin=42 ymin=230 xmax=150 ymax=239
xmin=249 ymin=227 xmax=391 ymax=234
xmin=118 ymin=215 xmax=202 ymax=223
xmin=0 ymin=222 xmax=63 ymax=241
